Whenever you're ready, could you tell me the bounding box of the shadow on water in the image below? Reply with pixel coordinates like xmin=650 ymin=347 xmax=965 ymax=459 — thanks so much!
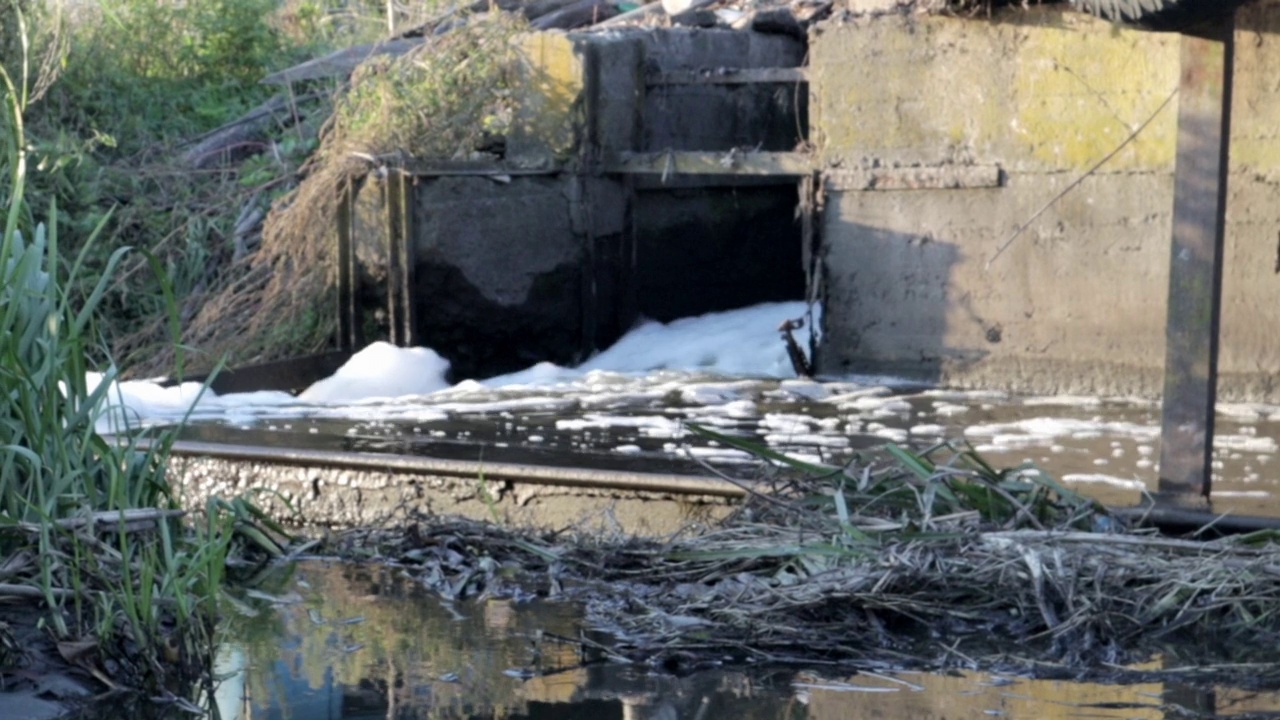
xmin=180 ymin=561 xmax=1280 ymax=720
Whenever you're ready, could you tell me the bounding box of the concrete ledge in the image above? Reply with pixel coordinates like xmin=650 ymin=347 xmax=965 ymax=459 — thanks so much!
xmin=168 ymin=444 xmax=737 ymax=536
xmin=824 ymin=165 xmax=1003 ymax=192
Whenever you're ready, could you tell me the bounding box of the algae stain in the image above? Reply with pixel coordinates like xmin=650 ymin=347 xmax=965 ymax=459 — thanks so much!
xmin=1012 ymin=23 xmax=1178 ymax=171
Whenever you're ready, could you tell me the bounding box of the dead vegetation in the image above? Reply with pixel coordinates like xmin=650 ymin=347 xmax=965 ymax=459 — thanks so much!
xmin=326 ymin=433 xmax=1280 ymax=682
xmin=171 ymin=15 xmax=526 ymax=372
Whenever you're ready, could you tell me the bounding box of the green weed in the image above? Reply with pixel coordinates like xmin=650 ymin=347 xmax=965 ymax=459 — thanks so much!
xmin=0 ymin=14 xmax=284 ymax=697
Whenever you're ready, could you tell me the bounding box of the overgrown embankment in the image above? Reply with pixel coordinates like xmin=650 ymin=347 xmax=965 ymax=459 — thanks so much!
xmin=0 ymin=0 xmax=539 ymax=379
xmin=1 ymin=0 xmax=420 ymax=377
xmin=182 ymin=14 xmax=526 ymax=373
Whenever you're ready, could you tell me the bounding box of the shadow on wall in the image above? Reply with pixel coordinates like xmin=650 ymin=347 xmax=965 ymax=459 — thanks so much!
xmin=816 ymin=203 xmax=969 ymax=385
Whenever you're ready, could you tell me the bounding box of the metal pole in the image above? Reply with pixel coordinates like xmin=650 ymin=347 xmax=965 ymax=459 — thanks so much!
xmin=1156 ymin=16 xmax=1235 ymax=506
xmin=336 ymin=179 xmax=359 ymax=352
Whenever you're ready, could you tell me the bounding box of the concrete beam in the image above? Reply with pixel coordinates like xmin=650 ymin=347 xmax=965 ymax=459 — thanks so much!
xmin=606 ymin=151 xmax=812 ymax=176
xmin=646 ymin=67 xmax=809 ymax=85
xmin=1157 ymin=17 xmax=1235 ymax=506
xmin=824 ymin=165 xmax=1003 ymax=192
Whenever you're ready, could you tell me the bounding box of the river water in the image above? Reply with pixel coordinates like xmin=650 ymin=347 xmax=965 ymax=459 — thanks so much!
xmin=84 ymin=300 xmax=1280 ymax=718
xmin=99 ymin=300 xmax=1280 ymax=516
xmin=211 ymin=560 xmax=1279 ymax=720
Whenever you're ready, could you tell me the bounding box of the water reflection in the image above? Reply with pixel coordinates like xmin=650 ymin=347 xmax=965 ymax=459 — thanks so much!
xmin=217 ymin=561 xmax=1280 ymax=720
xmin=224 ymin=561 xmax=803 ymax=720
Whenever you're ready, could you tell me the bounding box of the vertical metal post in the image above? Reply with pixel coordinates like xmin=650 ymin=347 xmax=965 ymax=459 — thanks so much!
xmin=399 ymin=173 xmax=418 ymax=347
xmin=799 ymin=172 xmax=821 ymax=365
xmin=1157 ymin=17 xmax=1235 ymax=506
xmin=335 ymin=179 xmax=359 ymax=352
xmin=385 ymin=171 xmax=416 ymax=347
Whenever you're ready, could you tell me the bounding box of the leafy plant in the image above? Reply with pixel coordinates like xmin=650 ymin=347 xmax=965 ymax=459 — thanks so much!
xmin=0 ymin=12 xmax=282 ymax=696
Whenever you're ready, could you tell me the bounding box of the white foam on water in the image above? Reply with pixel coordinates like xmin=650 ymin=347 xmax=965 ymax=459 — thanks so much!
xmin=776 ymin=379 xmax=833 ymax=400
xmin=870 ymin=426 xmax=910 ymax=443
xmin=1217 ymin=403 xmax=1274 ymax=422
xmin=299 ymin=342 xmax=452 ymax=403
xmin=89 ymin=372 xmax=297 ymax=433
xmin=1060 ymin=474 xmax=1146 ymax=491
xmin=555 ymin=414 xmax=685 ymax=439
xmin=1213 ymin=434 xmax=1280 ymax=454
xmin=837 ymin=395 xmax=912 ymax=415
xmin=82 ymin=298 xmax=1280 ymax=509
xmin=823 ymin=387 xmax=892 ymax=405
xmin=682 ymin=447 xmax=756 ymax=463
xmin=931 ymin=402 xmax=969 ymax=417
xmin=910 ymin=424 xmax=947 ymax=436
xmin=764 ymin=433 xmax=850 ymax=448
xmin=685 ymin=400 xmax=759 ymax=422
xmin=93 ymin=301 xmax=821 ymax=427
xmin=576 ymin=301 xmax=812 ymax=377
xmin=680 ymin=381 xmax=759 ymax=406
xmin=760 ymin=413 xmax=813 ymax=434
xmin=433 ymin=397 xmax=579 ymax=417
xmin=965 ymin=418 xmax=1160 ymax=446
xmin=1020 ymin=395 xmax=1104 ymax=408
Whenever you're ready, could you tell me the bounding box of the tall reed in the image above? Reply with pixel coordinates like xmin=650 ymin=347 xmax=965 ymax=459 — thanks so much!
xmin=1 ymin=5 xmax=237 ymax=696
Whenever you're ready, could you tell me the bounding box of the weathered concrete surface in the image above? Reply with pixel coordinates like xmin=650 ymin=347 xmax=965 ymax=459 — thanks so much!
xmin=509 ymin=32 xmax=586 ymax=168
xmin=410 ymin=174 xmax=622 ymax=378
xmin=812 ymin=6 xmax=1280 ymax=400
xmin=1221 ymin=0 xmax=1280 ymax=400
xmin=349 ymin=28 xmax=807 ymax=381
xmin=623 ymin=29 xmax=808 ymax=323
xmin=639 ymin=29 xmax=806 ymax=152
xmin=352 ymin=173 xmax=601 ymax=379
xmin=172 ymin=455 xmax=734 ymax=537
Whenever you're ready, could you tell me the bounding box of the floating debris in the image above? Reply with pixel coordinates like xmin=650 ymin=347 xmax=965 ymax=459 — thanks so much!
xmin=325 ymin=435 xmax=1280 ymax=685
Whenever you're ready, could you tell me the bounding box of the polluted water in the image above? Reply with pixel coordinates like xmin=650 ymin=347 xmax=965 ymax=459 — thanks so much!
xmin=65 ymin=301 xmax=1280 ymax=719
xmin=92 ymin=300 xmax=1280 ymax=515
xmin=182 ymin=561 xmax=1280 ymax=720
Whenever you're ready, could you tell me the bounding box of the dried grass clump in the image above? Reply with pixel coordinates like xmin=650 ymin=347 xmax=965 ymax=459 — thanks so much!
xmin=181 ymin=14 xmax=525 ymax=368
xmin=335 ymin=434 xmax=1280 ymax=680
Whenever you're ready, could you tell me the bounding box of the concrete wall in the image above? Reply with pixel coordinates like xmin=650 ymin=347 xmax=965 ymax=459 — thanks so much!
xmin=410 ymin=175 xmax=594 ymax=377
xmin=638 ymin=30 xmax=806 ymax=152
xmin=629 ymin=30 xmax=808 ymax=322
xmin=811 ymin=4 xmax=1280 ymax=401
xmin=350 ymin=28 xmax=807 ymax=381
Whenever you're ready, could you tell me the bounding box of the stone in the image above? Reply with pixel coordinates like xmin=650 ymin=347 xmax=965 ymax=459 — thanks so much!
xmin=670 ymin=8 xmax=719 ymax=26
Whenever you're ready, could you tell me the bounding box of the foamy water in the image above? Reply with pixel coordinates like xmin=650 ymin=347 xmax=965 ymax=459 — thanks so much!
xmin=90 ymin=300 xmax=1280 ymax=514
xmin=93 ymin=301 xmax=824 ymax=430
